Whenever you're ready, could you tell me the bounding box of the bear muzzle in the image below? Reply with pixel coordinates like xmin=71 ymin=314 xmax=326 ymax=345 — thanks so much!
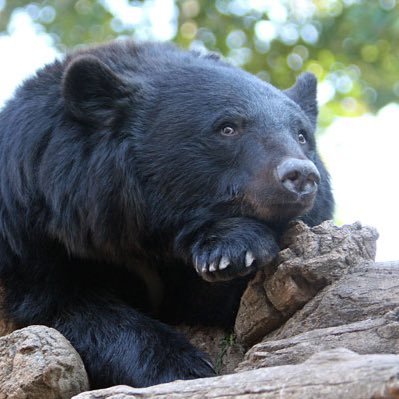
xmin=242 ymin=157 xmax=320 ymax=222
xmin=276 ymin=158 xmax=320 ymax=199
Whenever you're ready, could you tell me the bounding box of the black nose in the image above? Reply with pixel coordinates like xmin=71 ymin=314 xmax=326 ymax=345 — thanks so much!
xmin=276 ymin=158 xmax=320 ymax=196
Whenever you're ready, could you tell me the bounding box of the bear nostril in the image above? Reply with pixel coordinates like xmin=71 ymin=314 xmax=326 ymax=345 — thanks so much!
xmin=307 ymin=171 xmax=320 ymax=185
xmin=277 ymin=159 xmax=320 ymax=196
xmin=283 ymin=170 xmax=300 ymax=184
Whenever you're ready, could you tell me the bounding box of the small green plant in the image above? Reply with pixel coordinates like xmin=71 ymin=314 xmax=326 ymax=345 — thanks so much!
xmin=215 ymin=333 xmax=236 ymax=374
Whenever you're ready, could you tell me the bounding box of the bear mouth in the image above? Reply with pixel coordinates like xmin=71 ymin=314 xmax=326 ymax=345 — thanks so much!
xmin=267 ymin=200 xmax=315 ymax=220
xmin=241 ymin=191 xmax=316 ymax=222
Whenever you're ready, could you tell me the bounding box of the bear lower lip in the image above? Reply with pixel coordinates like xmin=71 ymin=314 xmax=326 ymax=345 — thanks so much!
xmin=242 ymin=197 xmax=315 ymax=222
xmin=261 ymin=203 xmax=311 ymax=221
xmin=266 ymin=193 xmax=316 ymax=217
xmin=273 ymin=202 xmax=311 ymax=212
xmin=242 ymin=189 xmax=316 ymax=221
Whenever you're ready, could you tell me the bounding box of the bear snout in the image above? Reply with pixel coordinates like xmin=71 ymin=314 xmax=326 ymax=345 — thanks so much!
xmin=242 ymin=157 xmax=320 ymax=222
xmin=276 ymin=158 xmax=320 ymax=198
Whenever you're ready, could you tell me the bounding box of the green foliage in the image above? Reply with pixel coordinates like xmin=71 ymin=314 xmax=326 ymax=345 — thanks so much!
xmin=215 ymin=333 xmax=236 ymax=374
xmin=1 ymin=0 xmax=398 ymax=125
xmin=0 ymin=0 xmax=117 ymax=48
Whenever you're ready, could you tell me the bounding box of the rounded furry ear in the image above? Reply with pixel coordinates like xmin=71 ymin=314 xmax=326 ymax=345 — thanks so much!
xmin=284 ymin=72 xmax=318 ymax=126
xmin=62 ymin=55 xmax=129 ymax=125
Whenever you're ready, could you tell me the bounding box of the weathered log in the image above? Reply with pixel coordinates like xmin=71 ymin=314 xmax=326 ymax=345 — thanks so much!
xmin=237 ymin=307 xmax=399 ymax=371
xmin=267 ymin=260 xmax=399 ymax=340
xmin=233 ymin=270 xmax=283 ymax=347
xmin=234 ymin=220 xmax=379 ymax=347
xmin=72 ymin=349 xmax=399 ymax=399
xmin=265 ymin=220 xmax=378 ymax=315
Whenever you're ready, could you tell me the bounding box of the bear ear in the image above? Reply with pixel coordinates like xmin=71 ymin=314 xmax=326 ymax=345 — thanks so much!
xmin=284 ymin=72 xmax=318 ymax=126
xmin=62 ymin=55 xmax=129 ymax=126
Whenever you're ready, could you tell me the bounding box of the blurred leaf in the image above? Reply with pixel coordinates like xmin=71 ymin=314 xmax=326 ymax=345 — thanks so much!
xmin=1 ymin=0 xmax=398 ymax=122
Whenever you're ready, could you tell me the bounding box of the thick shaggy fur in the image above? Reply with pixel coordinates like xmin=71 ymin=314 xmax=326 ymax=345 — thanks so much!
xmin=0 ymin=41 xmax=333 ymax=388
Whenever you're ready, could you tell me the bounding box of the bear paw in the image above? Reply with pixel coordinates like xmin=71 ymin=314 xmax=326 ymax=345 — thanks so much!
xmin=191 ymin=220 xmax=279 ymax=282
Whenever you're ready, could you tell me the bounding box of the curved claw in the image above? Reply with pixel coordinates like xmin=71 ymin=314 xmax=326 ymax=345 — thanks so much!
xmin=245 ymin=251 xmax=255 ymax=267
xmin=209 ymin=261 xmax=217 ymax=272
xmin=219 ymin=256 xmax=230 ymax=270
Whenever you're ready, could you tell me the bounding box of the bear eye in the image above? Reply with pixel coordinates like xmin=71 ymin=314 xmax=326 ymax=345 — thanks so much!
xmin=220 ymin=125 xmax=237 ymax=137
xmin=298 ymin=131 xmax=307 ymax=144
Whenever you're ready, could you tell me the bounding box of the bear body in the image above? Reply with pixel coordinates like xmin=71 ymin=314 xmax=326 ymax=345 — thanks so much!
xmin=0 ymin=41 xmax=333 ymax=388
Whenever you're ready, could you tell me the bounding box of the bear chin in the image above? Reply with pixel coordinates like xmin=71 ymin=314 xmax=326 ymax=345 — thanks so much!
xmin=241 ymin=193 xmax=317 ymax=224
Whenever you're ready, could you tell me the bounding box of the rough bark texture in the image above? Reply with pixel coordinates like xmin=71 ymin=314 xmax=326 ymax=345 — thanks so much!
xmin=266 ymin=260 xmax=399 ymax=340
xmin=237 ymin=308 xmax=399 ymax=371
xmin=234 ymin=220 xmax=378 ymax=347
xmin=233 ymin=270 xmax=283 ymax=347
xmin=72 ymin=349 xmax=399 ymax=399
xmin=0 ymin=325 xmax=89 ymax=399
xmin=265 ymin=220 xmax=378 ymax=315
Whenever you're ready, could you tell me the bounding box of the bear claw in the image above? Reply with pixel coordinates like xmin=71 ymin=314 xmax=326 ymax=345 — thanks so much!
xmin=209 ymin=261 xmax=217 ymax=272
xmin=245 ymin=251 xmax=255 ymax=267
xmin=219 ymin=256 xmax=230 ymax=270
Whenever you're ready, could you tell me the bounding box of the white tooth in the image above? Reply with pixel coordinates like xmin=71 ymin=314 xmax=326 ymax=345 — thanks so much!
xmin=202 ymin=264 xmax=208 ymax=273
xmin=219 ymin=256 xmax=230 ymax=270
xmin=245 ymin=251 xmax=255 ymax=267
xmin=209 ymin=262 xmax=217 ymax=272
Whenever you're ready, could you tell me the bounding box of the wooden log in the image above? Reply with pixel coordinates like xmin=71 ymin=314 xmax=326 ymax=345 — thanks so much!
xmin=72 ymin=349 xmax=399 ymax=399
xmin=267 ymin=261 xmax=399 ymax=340
xmin=238 ymin=308 xmax=399 ymax=371
xmin=234 ymin=221 xmax=379 ymax=347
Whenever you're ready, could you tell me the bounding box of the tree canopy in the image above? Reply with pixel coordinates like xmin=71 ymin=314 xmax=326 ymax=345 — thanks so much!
xmin=1 ymin=0 xmax=398 ymax=126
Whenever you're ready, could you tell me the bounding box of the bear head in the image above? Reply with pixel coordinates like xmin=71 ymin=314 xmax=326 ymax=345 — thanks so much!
xmin=61 ymin=43 xmax=331 ymax=245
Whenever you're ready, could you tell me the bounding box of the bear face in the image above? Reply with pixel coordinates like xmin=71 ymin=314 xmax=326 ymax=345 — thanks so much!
xmin=0 ymin=40 xmax=333 ymax=388
xmin=135 ymin=65 xmax=321 ymax=224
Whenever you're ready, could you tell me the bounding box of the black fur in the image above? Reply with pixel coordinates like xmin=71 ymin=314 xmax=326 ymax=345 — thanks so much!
xmin=0 ymin=41 xmax=333 ymax=388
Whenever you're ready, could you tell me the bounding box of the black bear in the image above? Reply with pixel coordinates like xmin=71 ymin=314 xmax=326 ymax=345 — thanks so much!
xmin=0 ymin=41 xmax=333 ymax=388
